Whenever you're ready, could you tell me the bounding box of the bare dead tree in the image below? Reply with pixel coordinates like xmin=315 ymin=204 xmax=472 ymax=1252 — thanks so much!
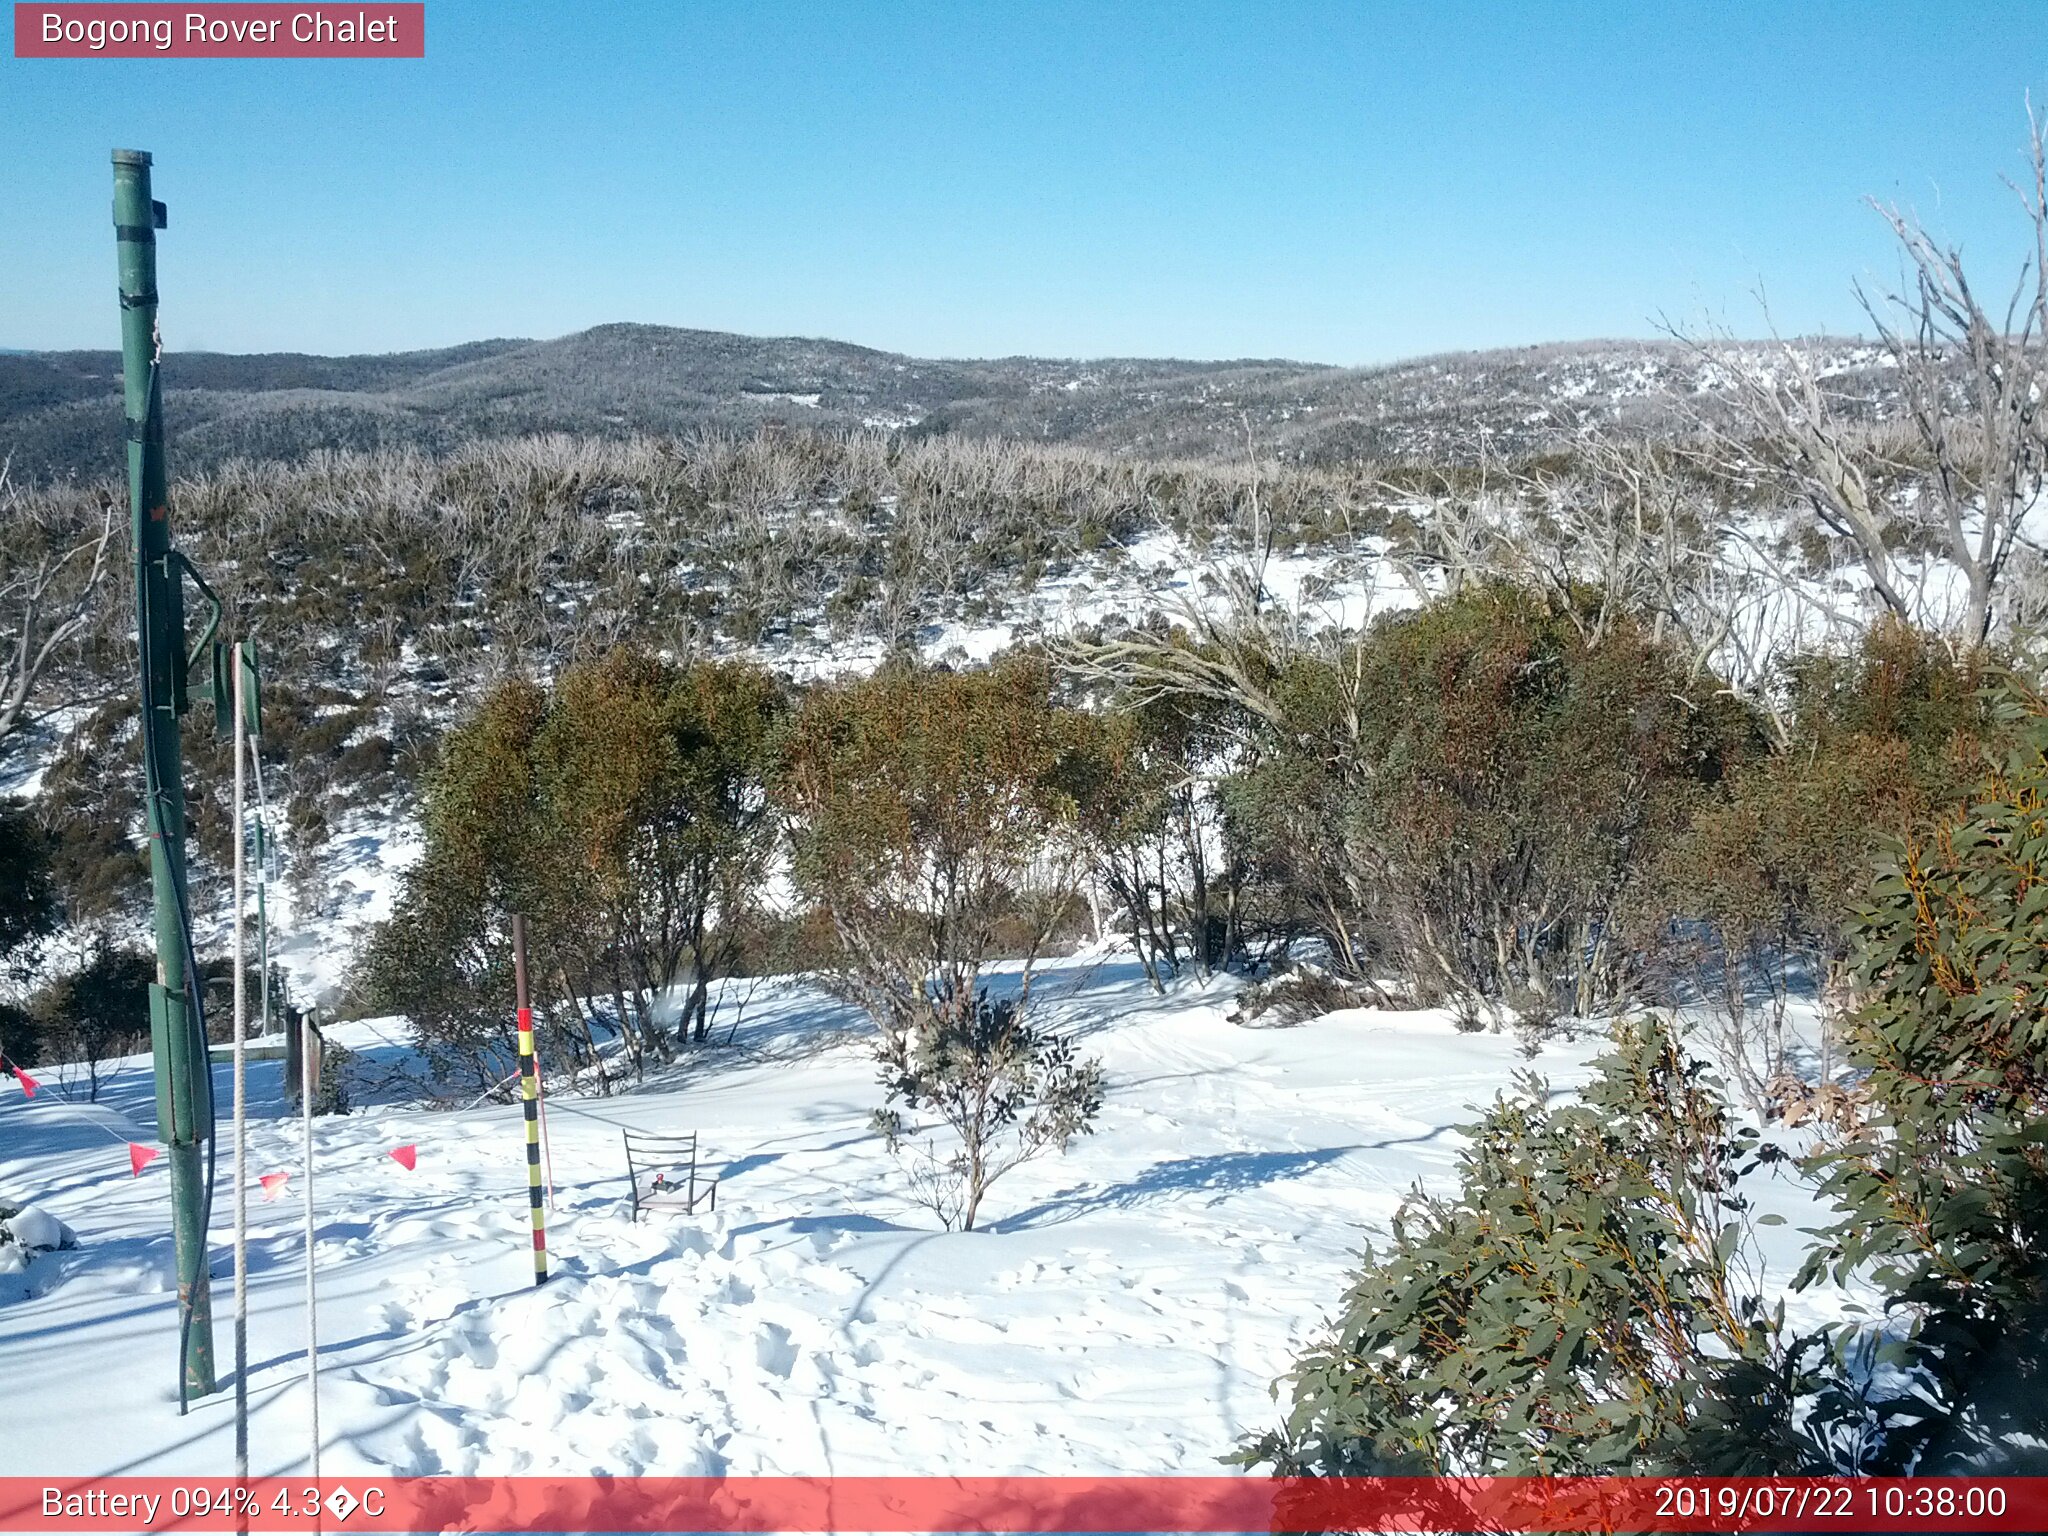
xmin=1057 ymin=425 xmax=1323 ymax=743
xmin=1384 ymin=441 xmax=1511 ymax=605
xmin=0 ymin=461 xmax=118 ymax=754
xmin=1379 ymin=433 xmax=1838 ymax=735
xmin=1682 ymin=107 xmax=2048 ymax=646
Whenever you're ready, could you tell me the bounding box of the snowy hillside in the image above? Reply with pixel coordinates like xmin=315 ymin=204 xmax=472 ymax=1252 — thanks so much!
xmin=0 ymin=955 xmax=1846 ymax=1478
xmin=0 ymin=329 xmax=1904 ymax=482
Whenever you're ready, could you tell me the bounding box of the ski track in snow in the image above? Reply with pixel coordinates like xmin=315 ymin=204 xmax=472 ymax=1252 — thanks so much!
xmin=0 ymin=955 xmax=1840 ymax=1478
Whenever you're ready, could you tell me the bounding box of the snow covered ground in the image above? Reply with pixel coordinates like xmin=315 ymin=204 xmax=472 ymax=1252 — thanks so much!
xmin=0 ymin=952 xmax=1845 ymax=1480
xmin=0 ymin=514 xmax=1869 ymax=1480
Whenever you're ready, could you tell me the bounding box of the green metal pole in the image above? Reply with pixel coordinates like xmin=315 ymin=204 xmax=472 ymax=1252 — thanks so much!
xmin=115 ymin=148 xmax=217 ymax=1403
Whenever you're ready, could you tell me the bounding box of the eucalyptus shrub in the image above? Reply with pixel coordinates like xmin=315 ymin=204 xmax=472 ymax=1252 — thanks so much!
xmin=1247 ymin=687 xmax=2048 ymax=1479
xmin=1794 ymin=691 xmax=2048 ymax=1471
xmin=872 ymin=989 xmax=1104 ymax=1232
xmin=1241 ymin=1017 xmax=1808 ymax=1476
xmin=355 ymin=651 xmax=784 ymax=1092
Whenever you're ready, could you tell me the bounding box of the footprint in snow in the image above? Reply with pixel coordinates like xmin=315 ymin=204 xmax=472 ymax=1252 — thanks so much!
xmin=753 ymin=1322 xmax=799 ymax=1377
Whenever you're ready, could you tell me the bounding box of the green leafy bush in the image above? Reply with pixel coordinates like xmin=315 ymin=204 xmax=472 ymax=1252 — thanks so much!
xmin=1794 ymin=688 xmax=2048 ymax=1471
xmin=1225 ymin=585 xmax=1758 ymax=1014
xmin=0 ymin=799 xmax=58 ymax=975
xmin=1646 ymin=621 xmax=2000 ymax=1115
xmin=872 ymin=989 xmax=1103 ymax=1231
xmin=356 ymin=650 xmax=784 ymax=1091
xmin=1241 ymin=1017 xmax=1804 ymax=1476
xmin=777 ymin=655 xmax=1102 ymax=1041
xmin=26 ymin=946 xmax=153 ymax=1103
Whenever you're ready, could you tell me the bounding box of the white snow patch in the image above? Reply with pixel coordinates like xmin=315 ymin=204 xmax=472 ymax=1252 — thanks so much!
xmin=0 ymin=953 xmax=1856 ymax=1478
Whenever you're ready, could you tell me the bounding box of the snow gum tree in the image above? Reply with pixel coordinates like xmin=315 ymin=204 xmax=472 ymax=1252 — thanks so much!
xmin=1686 ymin=111 xmax=2048 ymax=648
xmin=1220 ymin=584 xmax=1757 ymax=1017
xmin=357 ymin=650 xmax=784 ymax=1091
xmin=1646 ymin=620 xmax=2001 ymax=1117
xmin=776 ymin=654 xmax=1100 ymax=1044
xmin=534 ymin=651 xmax=784 ymax=1049
xmin=777 ymin=656 xmax=1108 ymax=1226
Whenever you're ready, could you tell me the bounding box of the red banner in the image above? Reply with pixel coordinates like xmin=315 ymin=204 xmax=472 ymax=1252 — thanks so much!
xmin=0 ymin=1476 xmax=2043 ymax=1533
xmin=12 ymin=5 xmax=424 ymax=58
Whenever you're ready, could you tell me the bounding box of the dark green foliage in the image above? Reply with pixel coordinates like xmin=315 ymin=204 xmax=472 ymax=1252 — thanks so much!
xmin=1241 ymin=1017 xmax=1804 ymax=1476
xmin=1646 ymin=622 xmax=2001 ymax=1115
xmin=356 ymin=650 xmax=784 ymax=1092
xmin=1660 ymin=622 xmax=1998 ymax=965
xmin=28 ymin=946 xmax=153 ymax=1103
xmin=871 ymin=989 xmax=1104 ymax=1232
xmin=0 ymin=799 xmax=59 ymax=974
xmin=1793 ymin=690 xmax=2048 ymax=1471
xmin=1783 ymin=618 xmax=2000 ymax=760
xmin=33 ymin=702 xmax=152 ymax=923
xmin=777 ymin=654 xmax=1103 ymax=1040
xmin=0 ymin=1001 xmax=39 ymax=1070
xmin=535 ymin=650 xmax=785 ymax=1048
xmin=1226 ymin=585 xmax=1759 ymax=1013
xmin=1352 ymin=587 xmax=1755 ymax=1009
xmin=301 ymin=1039 xmax=354 ymax=1118
xmin=1219 ymin=701 xmax=1385 ymax=984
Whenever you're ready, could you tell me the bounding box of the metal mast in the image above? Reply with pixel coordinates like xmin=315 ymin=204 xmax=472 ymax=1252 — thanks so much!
xmin=115 ymin=148 xmax=218 ymax=1404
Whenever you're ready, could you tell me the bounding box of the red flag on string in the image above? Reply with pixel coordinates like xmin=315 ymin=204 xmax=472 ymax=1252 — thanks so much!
xmin=259 ymin=1172 xmax=290 ymax=1201
xmin=128 ymin=1143 xmax=159 ymax=1177
xmin=10 ymin=1067 xmax=35 ymax=1098
xmin=388 ymin=1144 xmax=417 ymax=1171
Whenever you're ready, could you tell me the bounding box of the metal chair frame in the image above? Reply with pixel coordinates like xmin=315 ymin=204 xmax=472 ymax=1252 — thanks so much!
xmin=623 ymin=1129 xmax=718 ymax=1220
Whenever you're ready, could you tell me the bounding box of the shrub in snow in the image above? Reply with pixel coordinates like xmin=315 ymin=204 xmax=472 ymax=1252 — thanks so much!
xmin=1239 ymin=1016 xmax=1809 ymax=1478
xmin=1219 ymin=584 xmax=1756 ymax=1019
xmin=778 ymin=656 xmax=1104 ymax=1049
xmin=1793 ymin=693 xmax=2048 ymax=1473
xmin=872 ymin=989 xmax=1103 ymax=1232
xmin=0 ymin=799 xmax=59 ymax=976
xmin=0 ymin=1204 xmax=74 ymax=1252
xmin=1071 ymin=688 xmax=1242 ymax=992
xmin=357 ymin=651 xmax=784 ymax=1093
xmin=23 ymin=946 xmax=152 ymax=1103
xmin=1228 ymin=967 xmax=1377 ymax=1028
xmin=1645 ymin=619 xmax=2001 ymax=1119
xmin=1245 ymin=695 xmax=2048 ymax=1479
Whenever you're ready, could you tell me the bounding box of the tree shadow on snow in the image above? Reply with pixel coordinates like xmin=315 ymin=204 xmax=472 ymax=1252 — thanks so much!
xmin=988 ymin=1144 xmax=1373 ymax=1231
xmin=733 ymin=1212 xmax=918 ymax=1242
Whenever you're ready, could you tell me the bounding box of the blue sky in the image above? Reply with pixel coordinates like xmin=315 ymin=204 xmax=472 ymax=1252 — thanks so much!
xmin=4 ymin=1 xmax=2046 ymax=362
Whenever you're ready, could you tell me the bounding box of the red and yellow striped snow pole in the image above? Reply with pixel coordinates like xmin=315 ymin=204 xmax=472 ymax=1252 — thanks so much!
xmin=511 ymin=915 xmax=548 ymax=1287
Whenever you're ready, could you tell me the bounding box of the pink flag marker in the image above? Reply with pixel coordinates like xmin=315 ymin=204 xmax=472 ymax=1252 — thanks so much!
xmin=11 ymin=1067 xmax=35 ymax=1098
xmin=389 ymin=1144 xmax=417 ymax=1171
xmin=128 ymin=1143 xmax=159 ymax=1177
xmin=259 ymin=1172 xmax=290 ymax=1201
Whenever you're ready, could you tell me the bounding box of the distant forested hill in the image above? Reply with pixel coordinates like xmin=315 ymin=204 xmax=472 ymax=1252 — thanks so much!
xmin=0 ymin=322 xmax=1891 ymax=481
